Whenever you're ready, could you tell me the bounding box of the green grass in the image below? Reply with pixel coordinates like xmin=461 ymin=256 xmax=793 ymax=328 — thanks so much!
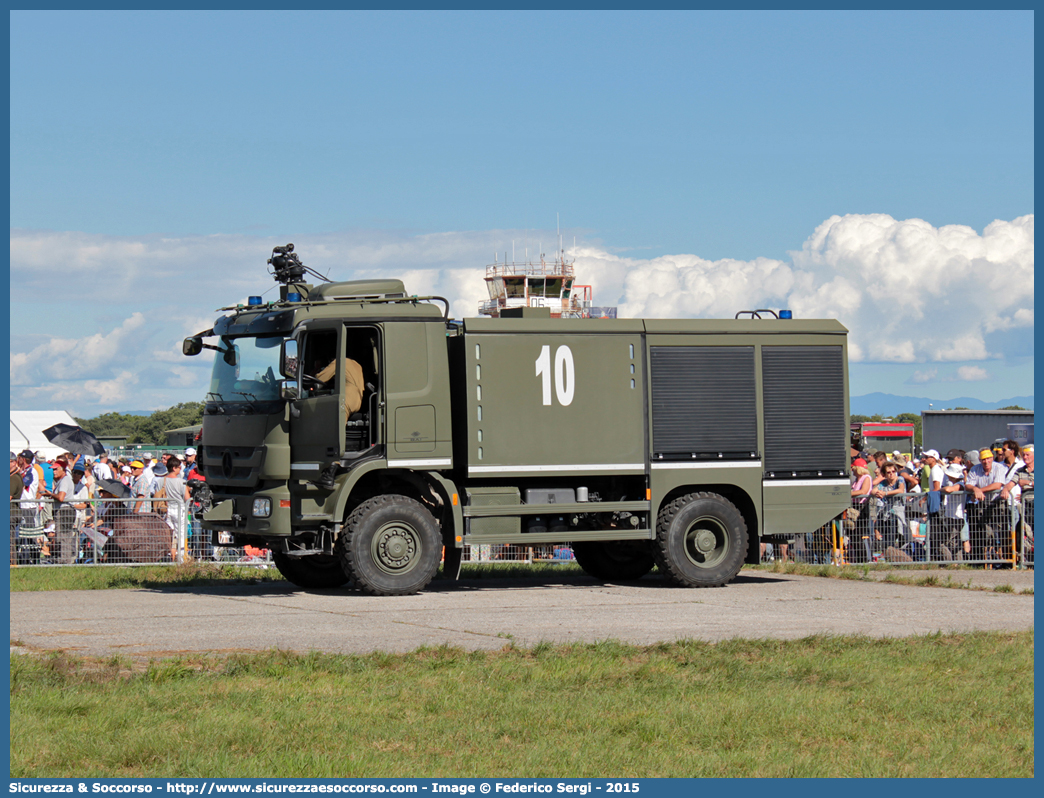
xmin=10 ymin=632 xmax=1033 ymax=778
xmin=7 ymin=561 xmax=587 ymax=592
xmin=750 ymin=559 xmax=1033 ymax=592
xmin=8 ymin=562 xmax=287 ymax=591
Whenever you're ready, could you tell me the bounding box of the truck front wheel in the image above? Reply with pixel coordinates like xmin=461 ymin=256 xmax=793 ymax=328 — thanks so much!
xmin=571 ymin=540 xmax=656 ymax=581
xmin=340 ymin=495 xmax=442 ymax=596
xmin=655 ymin=492 xmax=747 ymax=587
xmin=272 ymin=551 xmax=351 ymax=589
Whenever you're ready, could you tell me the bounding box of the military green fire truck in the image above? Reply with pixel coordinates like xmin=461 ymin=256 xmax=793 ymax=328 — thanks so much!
xmin=184 ymin=244 xmax=850 ymax=595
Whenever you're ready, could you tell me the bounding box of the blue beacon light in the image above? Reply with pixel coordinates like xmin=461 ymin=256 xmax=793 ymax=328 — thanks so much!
xmin=287 ymin=292 xmax=302 ymax=302
xmin=248 ymin=296 xmax=263 ymax=306
xmin=779 ymin=310 xmax=793 ymax=319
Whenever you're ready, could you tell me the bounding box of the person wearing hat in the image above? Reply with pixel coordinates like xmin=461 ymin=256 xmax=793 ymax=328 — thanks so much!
xmin=43 ymin=458 xmax=77 ymax=565
xmin=848 ymin=458 xmax=873 ymax=562
xmin=142 ymin=456 xmax=157 ymax=495
xmin=918 ymin=450 xmax=945 ymax=559
xmin=940 ymin=462 xmax=970 ymax=558
xmin=965 ymin=448 xmax=1006 ymax=562
xmin=184 ymin=447 xmax=198 ymax=478
xmin=69 ymin=460 xmax=94 ymax=550
xmin=1016 ymin=444 xmax=1033 ymax=491
xmin=130 ymin=460 xmax=151 ymax=514
xmin=90 ymin=479 xmax=134 ymax=562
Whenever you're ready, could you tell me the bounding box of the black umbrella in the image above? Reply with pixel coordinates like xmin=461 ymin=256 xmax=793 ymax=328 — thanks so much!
xmin=43 ymin=423 xmax=106 ymax=456
xmin=96 ymin=478 xmax=130 ymax=499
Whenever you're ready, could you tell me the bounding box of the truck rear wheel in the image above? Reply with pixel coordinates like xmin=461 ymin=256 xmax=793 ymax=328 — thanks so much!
xmin=272 ymin=551 xmax=351 ymax=589
xmin=655 ymin=492 xmax=747 ymax=587
xmin=340 ymin=495 xmax=441 ymax=596
xmin=571 ymin=540 xmax=655 ymax=581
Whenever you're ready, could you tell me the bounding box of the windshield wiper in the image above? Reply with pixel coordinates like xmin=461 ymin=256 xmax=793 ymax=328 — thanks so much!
xmin=233 ymin=391 xmax=258 ymax=402
xmin=206 ymin=392 xmax=227 ymax=414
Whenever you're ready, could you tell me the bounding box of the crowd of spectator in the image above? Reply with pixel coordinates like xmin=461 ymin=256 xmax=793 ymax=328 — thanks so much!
xmin=848 ymin=439 xmax=1034 ymax=566
xmin=10 ymin=436 xmax=1035 ymax=569
xmin=10 ymin=447 xmax=203 ymax=565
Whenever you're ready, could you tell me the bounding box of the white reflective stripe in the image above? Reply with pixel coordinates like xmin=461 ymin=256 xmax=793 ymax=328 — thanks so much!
xmin=290 ymin=463 xmax=321 ymax=471
xmin=469 ymin=463 xmax=644 ymax=475
xmin=389 ymin=458 xmax=452 ymax=469
xmin=764 ymin=478 xmax=850 ymax=488
xmin=652 ymin=461 xmax=762 ymax=470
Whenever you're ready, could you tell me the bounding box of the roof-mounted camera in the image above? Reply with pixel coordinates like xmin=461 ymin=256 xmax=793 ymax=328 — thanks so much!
xmin=268 ymin=243 xmax=306 ymax=284
xmin=267 ymin=243 xmax=332 ymax=287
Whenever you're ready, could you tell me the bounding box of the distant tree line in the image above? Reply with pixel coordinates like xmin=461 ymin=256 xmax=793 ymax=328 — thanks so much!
xmin=75 ymin=402 xmax=204 ymax=445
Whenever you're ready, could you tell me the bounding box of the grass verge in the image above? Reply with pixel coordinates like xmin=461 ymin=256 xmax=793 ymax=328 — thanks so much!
xmin=8 ymin=561 xmax=586 ymax=592
xmin=750 ymin=559 xmax=1033 ymax=592
xmin=10 ymin=559 xmax=1032 ymax=593
xmin=10 ymin=631 xmax=1033 ymax=778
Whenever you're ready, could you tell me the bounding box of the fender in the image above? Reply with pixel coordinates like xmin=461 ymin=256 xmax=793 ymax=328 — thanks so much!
xmin=427 ymin=471 xmax=463 ymax=546
xmin=328 ymin=458 xmax=389 ymax=522
xmin=327 ymin=461 xmax=463 ymax=543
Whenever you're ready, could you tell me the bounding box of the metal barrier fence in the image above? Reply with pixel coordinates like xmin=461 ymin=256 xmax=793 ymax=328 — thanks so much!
xmin=9 ymin=496 xmax=272 ymax=567
xmin=783 ymin=490 xmax=1033 ymax=570
xmin=8 ymin=496 xmax=577 ymax=569
xmin=12 ymin=492 xmax=1032 ymax=571
xmin=463 ymin=544 xmax=576 ymax=564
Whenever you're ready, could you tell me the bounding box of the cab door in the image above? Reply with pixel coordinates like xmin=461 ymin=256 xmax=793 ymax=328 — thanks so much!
xmin=289 ymin=323 xmax=345 ymax=478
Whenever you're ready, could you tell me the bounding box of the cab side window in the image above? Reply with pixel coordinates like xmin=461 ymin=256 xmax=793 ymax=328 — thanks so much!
xmin=300 ymin=331 xmax=338 ymax=399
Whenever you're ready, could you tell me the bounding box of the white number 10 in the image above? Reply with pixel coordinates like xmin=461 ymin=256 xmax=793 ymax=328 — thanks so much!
xmin=535 ymin=345 xmax=575 ymax=406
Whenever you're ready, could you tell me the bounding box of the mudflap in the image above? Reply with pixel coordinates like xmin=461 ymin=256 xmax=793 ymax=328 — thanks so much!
xmin=442 ymin=544 xmax=463 ymax=580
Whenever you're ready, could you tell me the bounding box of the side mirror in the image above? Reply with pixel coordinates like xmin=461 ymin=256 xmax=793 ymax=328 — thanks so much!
xmin=183 ymin=337 xmax=203 ymax=356
xmin=223 ymin=346 xmax=239 ymax=367
xmin=280 ymin=339 xmax=299 ymax=378
xmin=280 ymin=381 xmax=299 ymax=401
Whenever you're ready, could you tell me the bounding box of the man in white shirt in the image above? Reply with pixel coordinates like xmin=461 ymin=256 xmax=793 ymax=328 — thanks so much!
xmin=93 ymin=452 xmax=113 ymax=482
xmin=142 ymin=457 xmax=157 ymax=495
xmin=941 ymin=462 xmax=969 ymax=558
xmin=922 ymin=449 xmax=945 ymax=558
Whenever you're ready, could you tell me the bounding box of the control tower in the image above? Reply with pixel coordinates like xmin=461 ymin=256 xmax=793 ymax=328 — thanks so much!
xmin=478 ymin=250 xmax=615 ymax=319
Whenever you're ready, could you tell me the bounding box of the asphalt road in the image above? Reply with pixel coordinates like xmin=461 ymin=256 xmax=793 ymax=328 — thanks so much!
xmin=9 ymin=571 xmax=1034 ymax=659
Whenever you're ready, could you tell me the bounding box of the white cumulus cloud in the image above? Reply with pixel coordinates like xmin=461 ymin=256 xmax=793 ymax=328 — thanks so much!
xmin=956 ymin=365 xmax=990 ymax=382
xmin=9 ymin=214 xmax=1033 ymax=415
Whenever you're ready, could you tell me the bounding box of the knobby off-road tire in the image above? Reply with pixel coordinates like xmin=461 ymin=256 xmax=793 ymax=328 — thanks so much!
xmin=571 ymin=540 xmax=656 ymax=581
xmin=340 ymin=494 xmax=441 ymax=596
xmin=272 ymin=551 xmax=351 ymax=589
xmin=654 ymin=492 xmax=747 ymax=587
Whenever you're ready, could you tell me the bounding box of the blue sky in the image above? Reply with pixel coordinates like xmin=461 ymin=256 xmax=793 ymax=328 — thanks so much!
xmin=9 ymin=10 xmax=1034 ymax=415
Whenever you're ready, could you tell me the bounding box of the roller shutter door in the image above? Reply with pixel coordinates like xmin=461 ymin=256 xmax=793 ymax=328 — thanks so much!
xmin=650 ymin=346 xmax=757 ymax=459
xmin=762 ymin=345 xmax=845 ymax=475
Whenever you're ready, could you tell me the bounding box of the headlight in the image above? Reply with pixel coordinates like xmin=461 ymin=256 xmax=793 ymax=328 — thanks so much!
xmin=252 ymin=498 xmax=272 ymax=518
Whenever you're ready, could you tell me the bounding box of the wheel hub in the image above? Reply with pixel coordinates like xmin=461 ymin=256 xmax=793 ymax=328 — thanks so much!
xmin=372 ymin=523 xmax=419 ymax=574
xmin=684 ymin=518 xmax=727 ymax=567
xmin=694 ymin=529 xmax=717 ymax=554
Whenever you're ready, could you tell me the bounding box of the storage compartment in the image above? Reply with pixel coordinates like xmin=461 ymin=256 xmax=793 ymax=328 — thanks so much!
xmin=466 ymin=486 xmax=521 ymax=537
xmin=523 ymin=488 xmax=576 ymax=505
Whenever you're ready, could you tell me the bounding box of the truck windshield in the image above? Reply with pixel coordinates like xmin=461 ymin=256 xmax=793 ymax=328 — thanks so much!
xmin=207 ymin=335 xmax=283 ymax=402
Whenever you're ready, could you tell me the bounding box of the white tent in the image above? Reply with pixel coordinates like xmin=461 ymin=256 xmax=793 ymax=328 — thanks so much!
xmin=10 ymin=411 xmax=79 ymax=461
